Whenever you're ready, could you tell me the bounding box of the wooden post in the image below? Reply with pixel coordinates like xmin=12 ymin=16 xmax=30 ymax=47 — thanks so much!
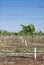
xmin=25 ymin=40 xmax=27 ymax=47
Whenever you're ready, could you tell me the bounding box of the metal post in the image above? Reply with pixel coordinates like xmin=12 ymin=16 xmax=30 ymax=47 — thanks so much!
xmin=34 ymin=47 xmax=36 ymax=59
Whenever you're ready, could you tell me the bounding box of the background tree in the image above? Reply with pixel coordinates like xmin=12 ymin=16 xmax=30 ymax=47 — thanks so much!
xmin=2 ymin=30 xmax=9 ymax=35
xmin=38 ymin=30 xmax=42 ymax=35
xmin=0 ymin=30 xmax=2 ymax=35
xmin=19 ymin=24 xmax=35 ymax=35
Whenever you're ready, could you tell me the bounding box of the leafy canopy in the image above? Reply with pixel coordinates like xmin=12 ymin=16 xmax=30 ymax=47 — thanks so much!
xmin=19 ymin=24 xmax=35 ymax=35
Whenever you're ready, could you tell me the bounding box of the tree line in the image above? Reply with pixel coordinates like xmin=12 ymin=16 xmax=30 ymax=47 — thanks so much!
xmin=0 ymin=24 xmax=44 ymax=36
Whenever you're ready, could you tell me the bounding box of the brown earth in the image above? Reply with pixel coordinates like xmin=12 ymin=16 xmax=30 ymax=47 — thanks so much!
xmin=0 ymin=55 xmax=44 ymax=65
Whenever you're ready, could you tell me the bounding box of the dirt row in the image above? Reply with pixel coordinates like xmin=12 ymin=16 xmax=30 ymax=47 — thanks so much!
xmin=0 ymin=55 xmax=44 ymax=65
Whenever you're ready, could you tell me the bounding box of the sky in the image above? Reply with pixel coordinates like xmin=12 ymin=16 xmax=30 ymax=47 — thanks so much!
xmin=0 ymin=0 xmax=44 ymax=32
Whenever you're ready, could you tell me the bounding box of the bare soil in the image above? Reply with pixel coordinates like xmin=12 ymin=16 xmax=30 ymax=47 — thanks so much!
xmin=0 ymin=55 xmax=44 ymax=65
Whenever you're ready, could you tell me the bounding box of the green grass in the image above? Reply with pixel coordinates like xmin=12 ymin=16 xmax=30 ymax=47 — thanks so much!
xmin=0 ymin=47 xmax=44 ymax=53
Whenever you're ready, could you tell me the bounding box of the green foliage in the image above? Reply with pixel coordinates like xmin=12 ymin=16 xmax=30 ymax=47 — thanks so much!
xmin=0 ymin=24 xmax=44 ymax=36
xmin=19 ymin=24 xmax=35 ymax=35
xmin=0 ymin=30 xmax=18 ymax=35
xmin=38 ymin=30 xmax=42 ymax=35
xmin=14 ymin=32 xmax=18 ymax=35
xmin=0 ymin=30 xmax=2 ymax=34
xmin=2 ymin=30 xmax=9 ymax=35
xmin=15 ymin=49 xmax=20 ymax=53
